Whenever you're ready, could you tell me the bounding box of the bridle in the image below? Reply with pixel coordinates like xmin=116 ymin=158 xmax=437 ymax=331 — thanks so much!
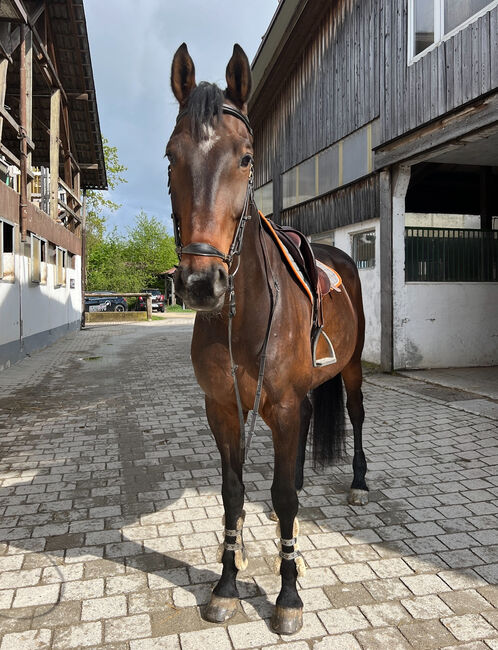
xmin=169 ymin=104 xmax=254 ymax=269
xmin=168 ymin=102 xmax=278 ymax=464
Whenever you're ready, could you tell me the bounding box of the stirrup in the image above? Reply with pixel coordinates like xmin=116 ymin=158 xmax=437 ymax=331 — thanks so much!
xmin=312 ymin=326 xmax=337 ymax=367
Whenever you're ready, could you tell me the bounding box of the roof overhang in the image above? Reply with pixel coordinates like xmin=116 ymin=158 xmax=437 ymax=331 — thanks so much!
xmin=249 ymin=0 xmax=330 ymax=125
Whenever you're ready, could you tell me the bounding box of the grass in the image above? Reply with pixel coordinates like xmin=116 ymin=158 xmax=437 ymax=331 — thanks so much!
xmin=167 ymin=305 xmax=195 ymax=313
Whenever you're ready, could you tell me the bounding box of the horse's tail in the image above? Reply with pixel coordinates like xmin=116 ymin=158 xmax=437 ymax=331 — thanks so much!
xmin=311 ymin=373 xmax=346 ymax=466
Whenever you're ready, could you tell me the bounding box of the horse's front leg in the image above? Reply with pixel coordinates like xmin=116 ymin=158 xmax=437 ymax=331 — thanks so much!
xmin=266 ymin=396 xmax=305 ymax=635
xmin=203 ymin=396 xmax=246 ymax=623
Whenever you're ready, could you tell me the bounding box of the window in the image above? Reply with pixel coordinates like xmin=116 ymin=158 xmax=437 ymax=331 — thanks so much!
xmin=281 ymin=120 xmax=378 ymax=210
xmin=55 ymin=246 xmax=66 ymax=287
xmin=31 ymin=234 xmax=41 ymax=283
xmin=409 ymin=0 xmax=496 ymax=59
xmin=352 ymin=231 xmax=376 ymax=269
xmin=31 ymin=235 xmax=47 ymax=284
xmin=254 ymin=181 xmax=273 ymax=216
xmin=0 ymin=220 xmax=15 ymax=281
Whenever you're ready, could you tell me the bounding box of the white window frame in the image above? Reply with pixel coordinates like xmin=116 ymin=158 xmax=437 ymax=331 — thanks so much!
xmin=0 ymin=218 xmax=16 ymax=282
xmin=55 ymin=246 xmax=67 ymax=288
xmin=408 ymin=0 xmax=498 ymax=64
xmin=351 ymin=229 xmax=376 ymax=270
xmin=30 ymin=234 xmax=48 ymax=284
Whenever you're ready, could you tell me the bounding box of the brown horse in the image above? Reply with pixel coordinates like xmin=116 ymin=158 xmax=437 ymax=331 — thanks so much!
xmin=167 ymin=43 xmax=368 ymax=635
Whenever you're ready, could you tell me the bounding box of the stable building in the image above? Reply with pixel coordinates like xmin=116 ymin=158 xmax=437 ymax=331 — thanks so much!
xmin=0 ymin=0 xmax=106 ymax=370
xmin=250 ymin=0 xmax=498 ymax=370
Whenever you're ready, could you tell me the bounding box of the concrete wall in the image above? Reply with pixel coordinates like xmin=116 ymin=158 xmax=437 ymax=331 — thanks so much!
xmin=0 ymin=233 xmax=82 ymax=370
xmin=393 ymin=205 xmax=498 ymax=368
xmin=400 ymin=283 xmax=498 ymax=368
xmin=332 ymin=218 xmax=381 ymax=365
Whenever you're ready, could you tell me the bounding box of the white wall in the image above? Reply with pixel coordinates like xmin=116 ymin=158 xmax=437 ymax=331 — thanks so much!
xmin=401 ymin=283 xmax=498 ymax=368
xmin=20 ymin=251 xmax=82 ymax=338
xmin=393 ymin=204 xmax=498 ymax=368
xmin=331 ymin=218 xmax=381 ymax=364
xmin=1 ymin=234 xmax=82 ymax=367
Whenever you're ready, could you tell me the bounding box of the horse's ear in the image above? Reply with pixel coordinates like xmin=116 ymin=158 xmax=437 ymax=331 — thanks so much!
xmin=171 ymin=43 xmax=196 ymax=107
xmin=225 ymin=44 xmax=251 ymax=110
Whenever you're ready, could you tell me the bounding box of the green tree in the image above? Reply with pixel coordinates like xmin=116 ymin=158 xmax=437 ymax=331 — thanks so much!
xmin=85 ymin=137 xmax=127 ymax=255
xmin=124 ymin=211 xmax=177 ymax=287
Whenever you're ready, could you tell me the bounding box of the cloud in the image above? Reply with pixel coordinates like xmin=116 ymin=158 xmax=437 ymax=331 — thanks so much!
xmin=84 ymin=0 xmax=276 ymax=234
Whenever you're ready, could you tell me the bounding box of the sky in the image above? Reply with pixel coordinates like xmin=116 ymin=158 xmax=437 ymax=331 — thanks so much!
xmin=84 ymin=0 xmax=277 ymax=235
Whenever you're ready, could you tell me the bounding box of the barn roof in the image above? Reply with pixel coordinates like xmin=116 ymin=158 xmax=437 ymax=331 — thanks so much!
xmin=3 ymin=0 xmax=107 ymax=189
xmin=249 ymin=0 xmax=329 ymax=125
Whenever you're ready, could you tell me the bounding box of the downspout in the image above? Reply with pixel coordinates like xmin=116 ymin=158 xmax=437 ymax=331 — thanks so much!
xmin=81 ymin=189 xmax=87 ymax=328
xmin=19 ymin=23 xmax=28 ymax=242
xmin=19 ymin=23 xmax=29 ymax=351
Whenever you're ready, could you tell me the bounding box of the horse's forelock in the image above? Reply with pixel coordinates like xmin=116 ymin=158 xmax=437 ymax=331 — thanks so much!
xmin=186 ymin=82 xmax=224 ymax=141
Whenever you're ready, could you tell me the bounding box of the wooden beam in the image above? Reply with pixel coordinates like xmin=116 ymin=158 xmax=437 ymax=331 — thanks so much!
xmin=31 ymin=25 xmax=67 ymax=102
xmin=25 ymin=28 xmax=32 ymax=199
xmin=10 ymin=0 xmax=27 ymax=24
xmin=374 ymin=92 xmax=498 ymax=170
xmin=0 ymin=57 xmax=8 ymax=144
xmin=49 ymin=88 xmax=61 ymax=221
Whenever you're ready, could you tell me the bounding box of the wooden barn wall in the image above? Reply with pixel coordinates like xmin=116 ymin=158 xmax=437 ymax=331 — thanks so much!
xmin=381 ymin=1 xmax=498 ymax=144
xmin=279 ymin=175 xmax=380 ymax=235
xmin=252 ymin=0 xmax=380 ymax=202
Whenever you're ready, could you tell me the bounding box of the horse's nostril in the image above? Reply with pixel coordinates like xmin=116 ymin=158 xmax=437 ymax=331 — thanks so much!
xmin=213 ymin=267 xmax=228 ymax=297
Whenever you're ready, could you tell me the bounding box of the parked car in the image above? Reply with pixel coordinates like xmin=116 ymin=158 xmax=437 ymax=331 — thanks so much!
xmin=136 ymin=289 xmax=165 ymax=312
xmin=85 ymin=292 xmax=128 ymax=312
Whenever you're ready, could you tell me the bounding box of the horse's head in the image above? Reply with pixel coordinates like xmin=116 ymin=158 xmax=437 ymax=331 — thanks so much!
xmin=167 ymin=43 xmax=253 ymax=312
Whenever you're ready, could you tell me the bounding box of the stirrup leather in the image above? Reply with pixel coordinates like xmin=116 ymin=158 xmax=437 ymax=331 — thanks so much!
xmin=312 ymin=326 xmax=337 ymax=367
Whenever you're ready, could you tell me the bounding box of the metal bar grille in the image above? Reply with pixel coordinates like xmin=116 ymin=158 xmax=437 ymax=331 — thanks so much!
xmin=405 ymin=227 xmax=498 ymax=281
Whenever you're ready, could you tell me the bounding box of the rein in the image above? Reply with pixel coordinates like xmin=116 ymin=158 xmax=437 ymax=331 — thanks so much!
xmin=169 ymin=103 xmax=276 ymax=463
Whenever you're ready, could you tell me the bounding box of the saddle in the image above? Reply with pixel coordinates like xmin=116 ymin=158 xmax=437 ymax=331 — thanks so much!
xmin=259 ymin=214 xmax=341 ymax=367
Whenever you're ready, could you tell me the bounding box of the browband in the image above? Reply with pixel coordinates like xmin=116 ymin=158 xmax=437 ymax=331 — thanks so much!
xmin=176 ymin=103 xmax=253 ymax=137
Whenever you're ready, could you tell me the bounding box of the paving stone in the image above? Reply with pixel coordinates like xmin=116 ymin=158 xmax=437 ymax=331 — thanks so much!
xmin=398 ymin=619 xmax=457 ymax=648
xmin=228 ymin=620 xmax=280 ymax=648
xmin=317 ymin=605 xmax=370 ymax=634
xmin=0 ymin=629 xmax=52 ymax=650
xmin=354 ymin=626 xmax=411 ymax=649
xmin=0 ymin=321 xmax=497 ymax=649
xmin=104 ymin=614 xmax=151 ymax=643
xmin=53 ymin=621 xmax=102 ymax=648
xmin=312 ymin=634 xmax=361 ymax=649
xmin=401 ymin=594 xmax=453 ymax=619
xmin=360 ymin=600 xmax=412 ymax=627
xmin=130 ymin=636 xmax=180 ymax=650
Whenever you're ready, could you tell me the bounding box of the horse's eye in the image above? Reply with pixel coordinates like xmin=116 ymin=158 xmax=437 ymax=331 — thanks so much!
xmin=166 ymin=151 xmax=176 ymax=165
xmin=240 ymin=154 xmax=253 ymax=168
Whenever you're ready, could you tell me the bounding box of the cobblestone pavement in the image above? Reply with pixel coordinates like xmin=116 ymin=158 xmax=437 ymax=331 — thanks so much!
xmin=0 ymin=321 xmax=497 ymax=650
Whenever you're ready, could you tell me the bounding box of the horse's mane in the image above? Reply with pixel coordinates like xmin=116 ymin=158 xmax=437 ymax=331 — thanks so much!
xmin=185 ymin=82 xmax=224 ymax=141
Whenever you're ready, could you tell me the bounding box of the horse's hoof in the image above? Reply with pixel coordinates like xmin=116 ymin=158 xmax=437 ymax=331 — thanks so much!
xmin=270 ymin=605 xmax=303 ymax=635
xmin=348 ymin=488 xmax=369 ymax=506
xmin=203 ymin=594 xmax=238 ymax=623
xmin=268 ymin=510 xmax=279 ymax=522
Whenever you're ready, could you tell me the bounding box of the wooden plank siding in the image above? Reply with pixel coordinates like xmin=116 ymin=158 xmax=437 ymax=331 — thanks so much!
xmin=381 ymin=2 xmax=498 ymax=144
xmin=279 ymin=175 xmax=380 ymax=236
xmin=251 ymin=0 xmax=380 ymax=226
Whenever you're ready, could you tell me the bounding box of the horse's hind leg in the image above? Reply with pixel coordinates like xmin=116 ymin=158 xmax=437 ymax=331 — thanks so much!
xmin=342 ymin=359 xmax=369 ymax=505
xmin=265 ymin=395 xmax=305 ymax=635
xmin=203 ymin=397 xmax=246 ymax=623
xmin=295 ymin=396 xmax=312 ymax=491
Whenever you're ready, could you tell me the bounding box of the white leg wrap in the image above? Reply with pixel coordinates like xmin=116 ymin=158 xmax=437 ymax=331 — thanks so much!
xmin=273 ymin=516 xmax=306 ymax=577
xmin=219 ymin=511 xmax=248 ymax=571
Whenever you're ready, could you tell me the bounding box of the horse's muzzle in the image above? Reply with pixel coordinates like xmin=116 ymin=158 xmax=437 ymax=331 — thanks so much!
xmin=174 ymin=263 xmax=228 ymax=312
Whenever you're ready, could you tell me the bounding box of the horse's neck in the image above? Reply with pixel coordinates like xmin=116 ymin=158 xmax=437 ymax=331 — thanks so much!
xmin=232 ymin=209 xmax=274 ymax=327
